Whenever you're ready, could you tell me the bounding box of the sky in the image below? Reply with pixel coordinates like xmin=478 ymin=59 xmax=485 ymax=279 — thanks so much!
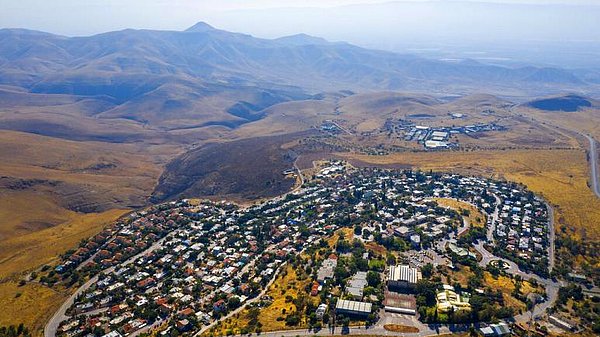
xmin=1 ymin=0 xmax=599 ymax=68
xmin=1 ymin=0 xmax=599 ymax=36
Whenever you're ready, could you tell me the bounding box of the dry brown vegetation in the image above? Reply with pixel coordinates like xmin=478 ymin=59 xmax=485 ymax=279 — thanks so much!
xmin=383 ymin=324 xmax=420 ymax=333
xmin=0 ymin=130 xmax=174 ymax=334
xmin=0 ymin=209 xmax=126 ymax=336
xmin=434 ymin=198 xmax=486 ymax=228
xmin=209 ymin=264 xmax=317 ymax=336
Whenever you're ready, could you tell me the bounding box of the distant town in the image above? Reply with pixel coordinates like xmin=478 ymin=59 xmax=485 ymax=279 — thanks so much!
xmin=46 ymin=162 xmax=580 ymax=337
xmin=383 ymin=117 xmax=507 ymax=150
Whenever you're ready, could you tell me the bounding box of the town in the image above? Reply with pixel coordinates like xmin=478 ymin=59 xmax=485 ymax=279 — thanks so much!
xmin=383 ymin=118 xmax=507 ymax=150
xmin=47 ymin=162 xmax=565 ymax=337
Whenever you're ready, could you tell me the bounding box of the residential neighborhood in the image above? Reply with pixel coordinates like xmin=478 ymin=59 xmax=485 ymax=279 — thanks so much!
xmin=48 ymin=161 xmax=561 ymax=337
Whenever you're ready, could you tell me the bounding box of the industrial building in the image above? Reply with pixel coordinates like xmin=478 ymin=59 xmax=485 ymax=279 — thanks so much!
xmin=387 ymin=265 xmax=422 ymax=291
xmin=335 ymin=299 xmax=372 ymax=318
xmin=346 ymin=271 xmax=368 ymax=299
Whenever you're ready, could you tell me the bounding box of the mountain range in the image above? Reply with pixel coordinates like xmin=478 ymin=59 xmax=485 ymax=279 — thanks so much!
xmin=0 ymin=22 xmax=598 ymax=130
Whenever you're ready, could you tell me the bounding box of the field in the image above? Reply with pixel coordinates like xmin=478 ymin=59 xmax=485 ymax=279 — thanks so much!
xmin=446 ymin=266 xmax=540 ymax=313
xmin=0 ymin=128 xmax=178 ymax=335
xmin=0 ymin=209 xmax=126 ymax=336
xmin=482 ymin=273 xmax=538 ymax=311
xmin=383 ymin=324 xmax=420 ymax=333
xmin=433 ymin=198 xmax=486 ymax=228
xmin=0 ymin=281 xmax=65 ymax=335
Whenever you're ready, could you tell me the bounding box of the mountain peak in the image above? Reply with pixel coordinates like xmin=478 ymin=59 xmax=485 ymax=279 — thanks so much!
xmin=185 ymin=22 xmax=216 ymax=33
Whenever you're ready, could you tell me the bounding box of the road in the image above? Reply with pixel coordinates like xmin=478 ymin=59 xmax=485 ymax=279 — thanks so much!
xmin=194 ymin=261 xmax=289 ymax=336
xmin=45 ymin=234 xmax=172 ymax=337
xmin=585 ymin=134 xmax=600 ymax=198
xmin=47 ymin=184 xmax=561 ymax=337
xmin=546 ymin=203 xmax=555 ymax=272
xmin=471 ymin=193 xmax=559 ymax=322
xmin=330 ymin=121 xmax=352 ymax=135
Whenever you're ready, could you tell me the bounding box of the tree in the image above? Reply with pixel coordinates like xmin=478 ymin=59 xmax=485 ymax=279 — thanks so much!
xmin=421 ymin=263 xmax=434 ymax=279
xmin=415 ymin=280 xmax=439 ymax=307
xmin=366 ymin=271 xmax=381 ymax=287
xmin=227 ymin=297 xmax=241 ymax=310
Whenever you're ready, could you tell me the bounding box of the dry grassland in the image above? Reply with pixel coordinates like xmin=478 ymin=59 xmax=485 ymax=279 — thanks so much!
xmin=0 ymin=209 xmax=126 ymax=336
xmin=210 ymin=264 xmax=317 ymax=336
xmin=483 ymin=273 xmax=538 ymax=311
xmin=383 ymin=324 xmax=420 ymax=333
xmin=0 ymin=281 xmax=65 ymax=336
xmin=0 ymin=208 xmax=127 ymax=278
xmin=434 ymin=198 xmax=486 ymax=228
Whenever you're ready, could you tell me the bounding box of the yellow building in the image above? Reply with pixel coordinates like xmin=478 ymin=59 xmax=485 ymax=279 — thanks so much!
xmin=436 ymin=284 xmax=471 ymax=313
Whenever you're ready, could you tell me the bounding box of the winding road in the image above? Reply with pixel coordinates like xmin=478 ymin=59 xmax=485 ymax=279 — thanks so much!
xmin=45 ymin=234 xmax=173 ymax=337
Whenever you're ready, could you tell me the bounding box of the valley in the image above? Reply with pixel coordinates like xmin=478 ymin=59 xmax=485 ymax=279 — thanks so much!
xmin=0 ymin=22 xmax=599 ymax=337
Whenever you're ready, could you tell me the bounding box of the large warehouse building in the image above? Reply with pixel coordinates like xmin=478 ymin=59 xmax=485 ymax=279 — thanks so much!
xmin=335 ymin=299 xmax=373 ymax=318
xmin=387 ymin=265 xmax=422 ymax=291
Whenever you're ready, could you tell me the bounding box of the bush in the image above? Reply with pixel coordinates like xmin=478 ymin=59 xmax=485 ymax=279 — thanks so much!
xmin=285 ymin=314 xmax=300 ymax=326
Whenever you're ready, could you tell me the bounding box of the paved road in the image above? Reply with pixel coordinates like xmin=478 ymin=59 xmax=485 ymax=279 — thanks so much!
xmin=585 ymin=134 xmax=600 ymax=198
xmin=45 ymin=234 xmax=172 ymax=337
xmin=44 ymin=273 xmax=101 ymax=337
xmin=194 ymin=261 xmax=289 ymax=336
xmin=226 ymin=310 xmax=478 ymax=337
xmin=472 ymin=193 xmax=559 ymax=322
xmin=546 ymin=203 xmax=555 ymax=273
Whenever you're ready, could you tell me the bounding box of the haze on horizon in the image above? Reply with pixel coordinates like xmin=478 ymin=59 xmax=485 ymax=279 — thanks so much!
xmin=2 ymin=0 xmax=600 ymax=68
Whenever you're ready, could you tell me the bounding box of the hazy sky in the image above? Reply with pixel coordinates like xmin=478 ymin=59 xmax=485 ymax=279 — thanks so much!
xmin=1 ymin=0 xmax=599 ymax=36
xmin=1 ymin=0 xmax=599 ymax=68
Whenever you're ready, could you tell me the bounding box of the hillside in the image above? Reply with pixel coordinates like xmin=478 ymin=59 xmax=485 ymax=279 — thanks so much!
xmin=1 ymin=23 xmax=599 ymax=134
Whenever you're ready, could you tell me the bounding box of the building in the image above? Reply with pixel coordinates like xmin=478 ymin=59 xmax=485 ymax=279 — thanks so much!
xmin=102 ymin=332 xmax=122 ymax=337
xmin=549 ymin=315 xmax=576 ymax=332
xmin=387 ymin=265 xmax=421 ymax=291
xmin=424 ymin=140 xmax=448 ymax=149
xmin=479 ymin=322 xmax=511 ymax=336
xmin=436 ymin=284 xmax=471 ymax=313
xmin=335 ymin=299 xmax=372 ymax=318
xmin=447 ymin=242 xmax=476 ymax=259
xmin=409 ymin=234 xmax=421 ymax=249
xmin=567 ymin=273 xmax=588 ymax=284
xmin=394 ymin=226 xmax=412 ymax=237
xmin=316 ymin=303 xmax=328 ymax=319
xmin=317 ymin=255 xmax=338 ymax=284
xmin=346 ymin=272 xmax=368 ymax=299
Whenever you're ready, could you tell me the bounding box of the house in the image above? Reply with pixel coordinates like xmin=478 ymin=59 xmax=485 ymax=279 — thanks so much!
xmin=213 ymin=299 xmax=226 ymax=312
xmin=310 ymin=281 xmax=320 ymax=296
xmin=102 ymin=331 xmax=122 ymax=337
xmin=176 ymin=319 xmax=191 ymax=332
xmin=409 ymin=234 xmax=421 ymax=249
xmin=394 ymin=226 xmax=412 ymax=238
xmin=316 ymin=255 xmax=338 ymax=284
